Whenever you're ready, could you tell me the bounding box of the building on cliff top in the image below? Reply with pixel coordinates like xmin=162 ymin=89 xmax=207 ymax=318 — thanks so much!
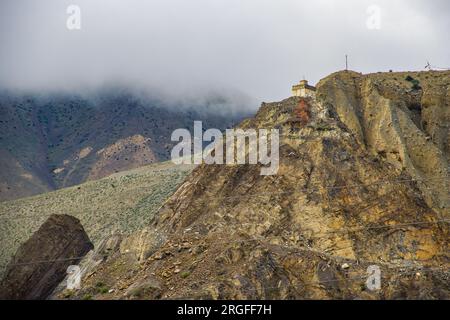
xmin=292 ymin=80 xmax=316 ymax=98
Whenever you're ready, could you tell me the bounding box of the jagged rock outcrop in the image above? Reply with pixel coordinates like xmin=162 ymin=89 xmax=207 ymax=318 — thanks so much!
xmin=316 ymin=71 xmax=449 ymax=216
xmin=0 ymin=214 xmax=93 ymax=300
xmin=58 ymin=71 xmax=449 ymax=300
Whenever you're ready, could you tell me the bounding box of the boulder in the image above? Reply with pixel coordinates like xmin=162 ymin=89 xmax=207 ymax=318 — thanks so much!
xmin=0 ymin=214 xmax=93 ymax=300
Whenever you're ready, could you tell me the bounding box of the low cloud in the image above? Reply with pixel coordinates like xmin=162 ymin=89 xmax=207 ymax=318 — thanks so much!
xmin=0 ymin=0 xmax=448 ymax=104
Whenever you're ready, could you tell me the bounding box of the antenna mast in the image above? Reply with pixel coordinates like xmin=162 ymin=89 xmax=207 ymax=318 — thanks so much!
xmin=424 ymin=61 xmax=450 ymax=71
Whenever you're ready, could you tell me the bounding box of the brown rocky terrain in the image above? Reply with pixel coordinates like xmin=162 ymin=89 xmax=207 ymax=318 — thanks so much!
xmin=317 ymin=71 xmax=449 ymax=217
xmin=86 ymin=134 xmax=157 ymax=181
xmin=0 ymin=214 xmax=93 ymax=299
xmin=54 ymin=70 xmax=449 ymax=300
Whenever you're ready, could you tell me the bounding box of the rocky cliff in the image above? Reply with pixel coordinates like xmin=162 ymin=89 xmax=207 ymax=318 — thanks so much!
xmin=316 ymin=71 xmax=449 ymax=217
xmin=53 ymin=70 xmax=449 ymax=299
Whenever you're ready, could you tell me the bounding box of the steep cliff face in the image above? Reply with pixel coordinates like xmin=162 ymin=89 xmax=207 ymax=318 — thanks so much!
xmin=61 ymin=71 xmax=449 ymax=300
xmin=316 ymin=71 xmax=449 ymax=216
xmin=0 ymin=214 xmax=93 ymax=300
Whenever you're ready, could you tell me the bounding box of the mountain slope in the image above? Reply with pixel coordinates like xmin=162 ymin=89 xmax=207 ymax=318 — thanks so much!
xmin=317 ymin=70 xmax=449 ymax=215
xmin=59 ymin=70 xmax=449 ymax=300
xmin=0 ymin=161 xmax=194 ymax=275
xmin=0 ymin=90 xmax=246 ymax=201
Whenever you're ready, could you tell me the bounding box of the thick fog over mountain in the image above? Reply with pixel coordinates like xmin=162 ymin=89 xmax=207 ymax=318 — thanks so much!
xmin=0 ymin=0 xmax=449 ymax=105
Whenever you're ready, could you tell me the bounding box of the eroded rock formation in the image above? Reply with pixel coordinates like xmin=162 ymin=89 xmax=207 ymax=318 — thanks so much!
xmin=316 ymin=71 xmax=449 ymax=216
xmin=58 ymin=71 xmax=449 ymax=300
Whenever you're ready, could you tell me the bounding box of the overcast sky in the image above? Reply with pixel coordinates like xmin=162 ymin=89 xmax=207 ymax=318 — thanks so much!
xmin=0 ymin=0 xmax=449 ymax=104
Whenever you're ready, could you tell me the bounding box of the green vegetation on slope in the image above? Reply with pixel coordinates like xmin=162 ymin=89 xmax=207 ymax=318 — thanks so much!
xmin=0 ymin=91 xmax=247 ymax=201
xmin=0 ymin=161 xmax=194 ymax=275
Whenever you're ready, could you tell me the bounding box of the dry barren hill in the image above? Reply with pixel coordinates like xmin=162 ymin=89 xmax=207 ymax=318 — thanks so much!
xmin=58 ymin=70 xmax=448 ymax=300
xmin=0 ymin=90 xmax=245 ymax=201
xmin=0 ymin=161 xmax=194 ymax=276
xmin=317 ymin=70 xmax=449 ymax=216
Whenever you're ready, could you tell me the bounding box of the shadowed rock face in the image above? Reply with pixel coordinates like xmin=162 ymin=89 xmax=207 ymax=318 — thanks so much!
xmin=0 ymin=214 xmax=93 ymax=300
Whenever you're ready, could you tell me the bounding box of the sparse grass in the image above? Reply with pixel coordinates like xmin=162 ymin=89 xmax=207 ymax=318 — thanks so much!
xmin=314 ymin=122 xmax=335 ymax=131
xmin=0 ymin=161 xmax=194 ymax=275
xmin=82 ymin=294 xmax=93 ymax=300
xmin=95 ymin=282 xmax=109 ymax=294
xmin=62 ymin=289 xmax=75 ymax=298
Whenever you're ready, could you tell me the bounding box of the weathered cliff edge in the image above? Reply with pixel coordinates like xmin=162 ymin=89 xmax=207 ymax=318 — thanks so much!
xmin=317 ymin=71 xmax=449 ymax=217
xmin=57 ymin=71 xmax=449 ymax=300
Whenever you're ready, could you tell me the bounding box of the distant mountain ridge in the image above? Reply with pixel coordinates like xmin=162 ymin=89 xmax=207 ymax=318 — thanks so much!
xmin=0 ymin=90 xmax=248 ymax=201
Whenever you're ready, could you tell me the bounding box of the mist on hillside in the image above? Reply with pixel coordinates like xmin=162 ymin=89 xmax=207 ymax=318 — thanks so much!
xmin=1 ymin=0 xmax=449 ymax=103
